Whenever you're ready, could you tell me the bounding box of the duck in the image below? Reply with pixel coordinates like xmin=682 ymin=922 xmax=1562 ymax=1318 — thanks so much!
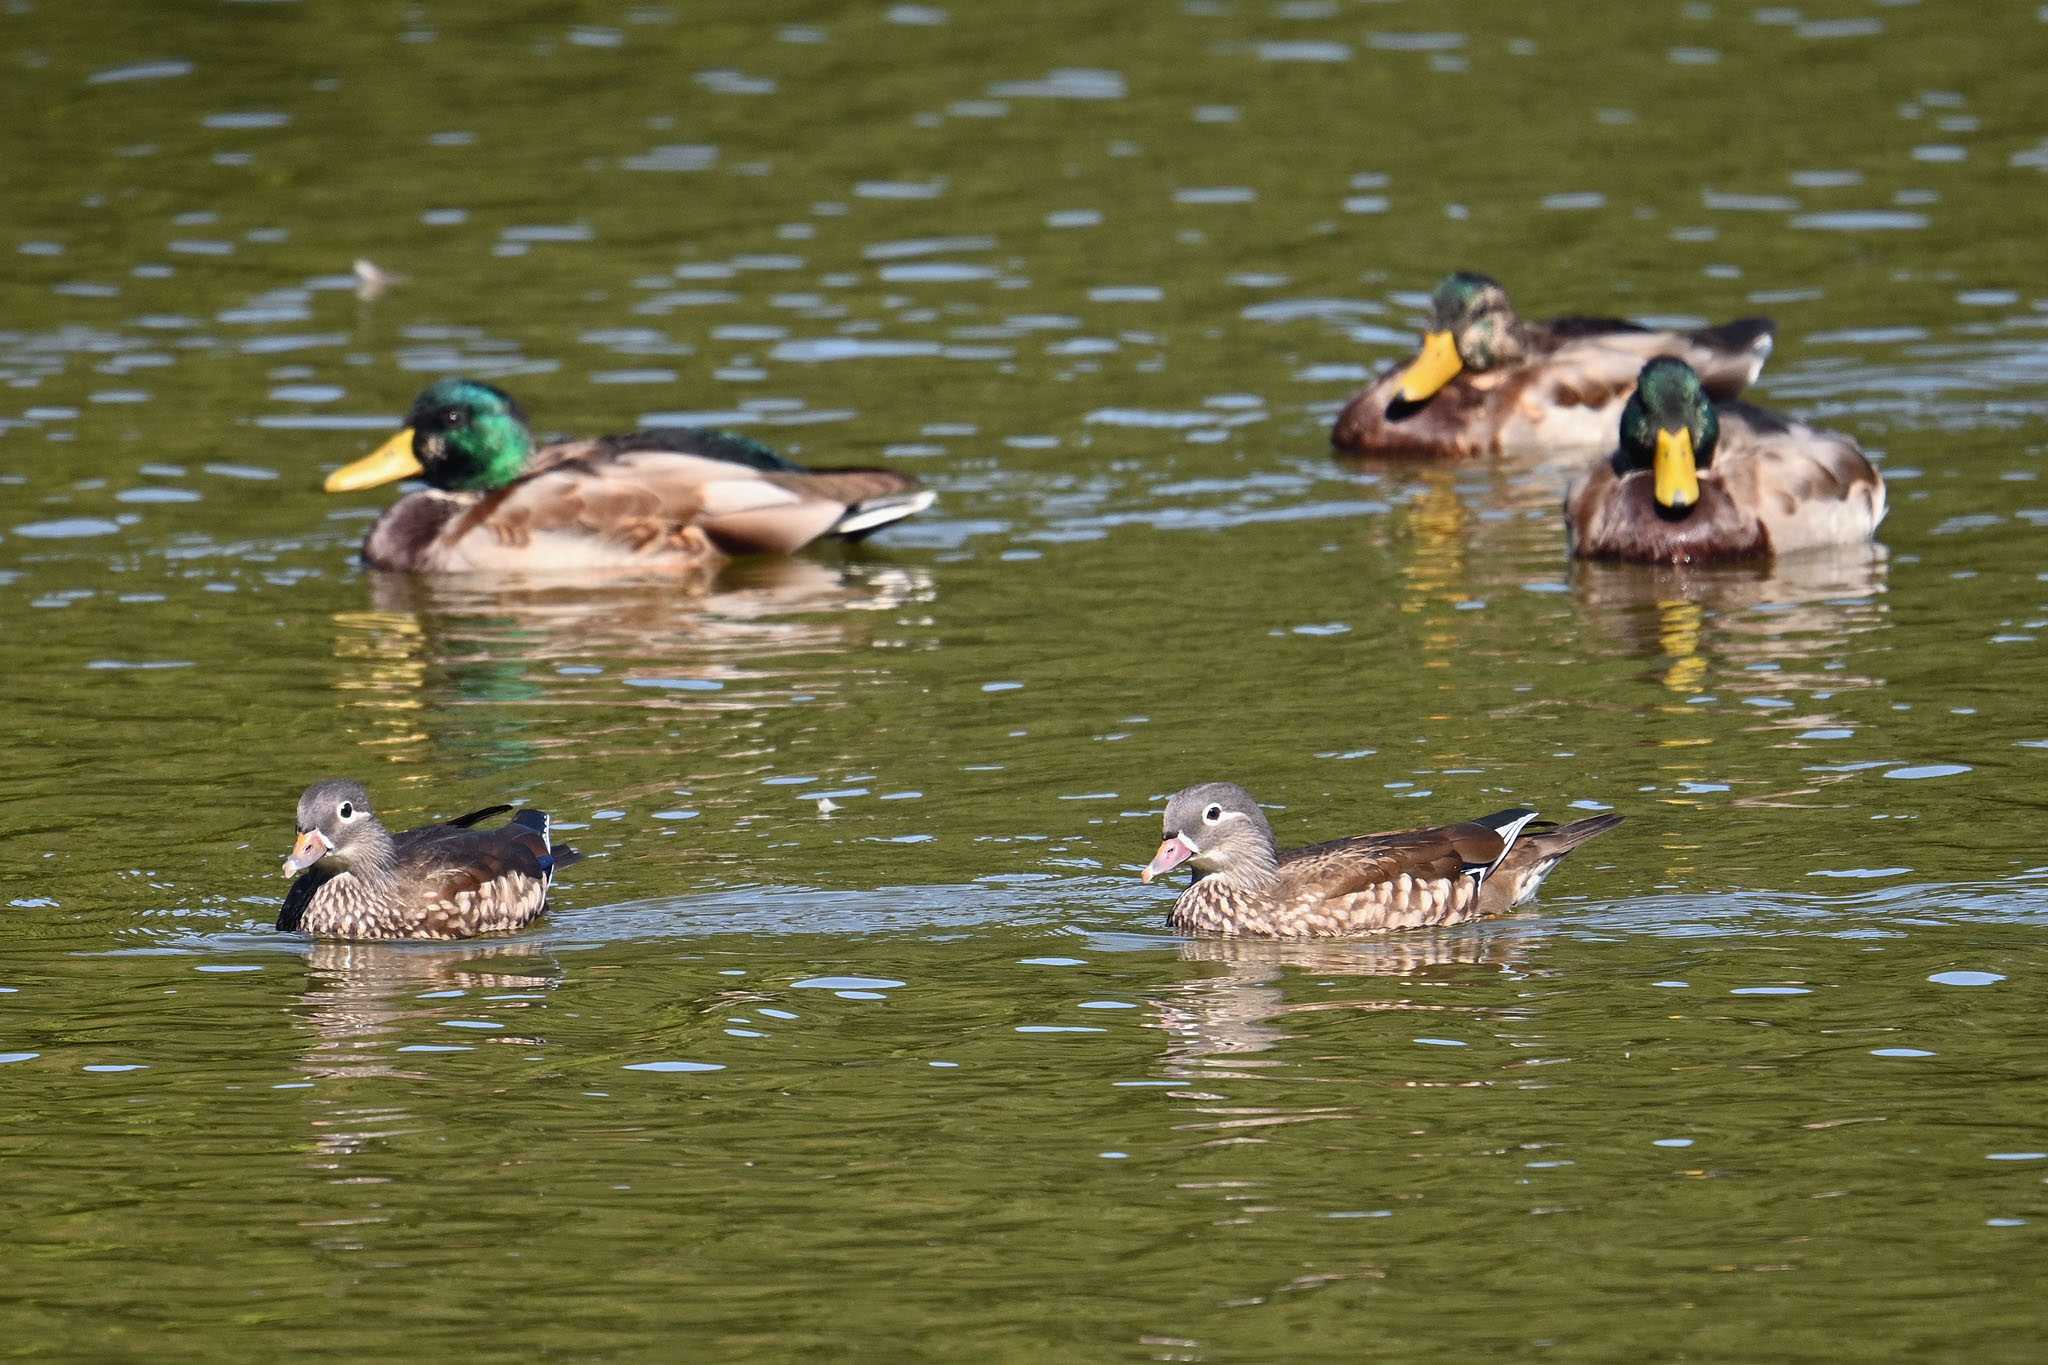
xmin=1331 ymin=271 xmax=1776 ymax=459
xmin=278 ymin=779 xmax=581 ymax=940
xmin=1139 ymin=782 xmax=1622 ymax=939
xmin=1566 ymin=356 xmax=1886 ymax=563
xmin=323 ymin=379 xmax=936 ymax=573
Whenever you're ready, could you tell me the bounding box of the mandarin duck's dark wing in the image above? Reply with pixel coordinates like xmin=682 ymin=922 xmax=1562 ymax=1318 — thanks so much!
xmin=1275 ymin=821 xmax=1511 ymax=902
xmin=396 ymin=821 xmax=550 ymax=875
xmin=444 ymin=804 xmax=514 ymax=829
xmin=387 ymin=822 xmax=557 ymax=938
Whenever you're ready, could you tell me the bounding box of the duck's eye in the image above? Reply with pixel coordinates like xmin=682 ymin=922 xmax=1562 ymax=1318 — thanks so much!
xmin=439 ymin=407 xmax=464 ymax=428
xmin=338 ymin=801 xmax=355 ymax=821
xmin=1203 ymin=804 xmax=1223 ymax=823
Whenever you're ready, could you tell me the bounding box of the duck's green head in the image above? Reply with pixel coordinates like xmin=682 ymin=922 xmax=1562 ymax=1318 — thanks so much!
xmin=1396 ymin=271 xmax=1520 ymax=402
xmin=325 ymin=379 xmax=536 ymax=494
xmin=1617 ymin=357 xmax=1718 ymax=516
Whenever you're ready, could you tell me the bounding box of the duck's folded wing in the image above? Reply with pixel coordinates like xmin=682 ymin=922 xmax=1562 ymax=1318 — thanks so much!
xmin=1277 ymin=823 xmax=1506 ymax=900
xmin=1553 ymin=318 xmax=1774 ymax=401
xmin=463 ymin=448 xmax=924 ymax=557
xmin=1529 ymin=336 xmax=1672 ymax=411
xmin=1538 ymin=314 xmax=1654 ymax=342
xmin=444 ymin=804 xmax=514 ymax=829
xmin=1719 ymin=406 xmax=1887 ymax=550
xmin=399 ymin=826 xmax=556 ymax=930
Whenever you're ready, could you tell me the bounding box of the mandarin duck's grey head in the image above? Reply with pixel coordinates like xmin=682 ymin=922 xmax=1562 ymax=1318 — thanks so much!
xmin=283 ymin=778 xmax=382 ymax=876
xmin=1140 ymin=782 xmax=1278 ymax=883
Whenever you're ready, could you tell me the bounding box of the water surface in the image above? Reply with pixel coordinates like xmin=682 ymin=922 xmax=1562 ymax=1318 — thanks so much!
xmin=4 ymin=1 xmax=2048 ymax=1358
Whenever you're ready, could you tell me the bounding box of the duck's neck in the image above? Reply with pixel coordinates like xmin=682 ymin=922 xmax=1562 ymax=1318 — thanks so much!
xmin=1204 ymin=845 xmax=1280 ymax=893
xmin=335 ymin=825 xmax=400 ymax=886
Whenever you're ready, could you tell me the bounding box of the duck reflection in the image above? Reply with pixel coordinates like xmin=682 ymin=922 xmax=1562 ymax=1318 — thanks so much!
xmin=1331 ymin=460 xmax=1569 ymax=627
xmin=293 ymin=941 xmax=557 ymax=1163
xmin=1571 ymin=543 xmax=1889 ymax=698
xmin=325 ymin=559 xmax=936 ymax=765
xmin=1150 ymin=927 xmax=1534 ymax=1070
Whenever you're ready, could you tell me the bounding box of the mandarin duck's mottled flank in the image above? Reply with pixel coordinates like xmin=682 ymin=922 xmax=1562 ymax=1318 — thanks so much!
xmin=1566 ymin=357 xmax=1887 ymax=564
xmin=1140 ymin=782 xmax=1622 ymax=940
xmin=277 ymin=778 xmax=581 ymax=941
xmin=1332 ymin=271 xmax=1775 ymax=459
xmin=325 ymin=379 xmax=935 ymax=574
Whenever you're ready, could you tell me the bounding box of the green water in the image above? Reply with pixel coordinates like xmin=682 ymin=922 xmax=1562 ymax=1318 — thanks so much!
xmin=5 ymin=0 xmax=2048 ymax=1357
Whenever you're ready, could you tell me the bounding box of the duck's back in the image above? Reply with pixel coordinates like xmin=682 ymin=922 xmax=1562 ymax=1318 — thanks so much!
xmin=366 ymin=429 xmax=927 ymax=573
xmin=1710 ymin=403 xmax=1886 ymax=553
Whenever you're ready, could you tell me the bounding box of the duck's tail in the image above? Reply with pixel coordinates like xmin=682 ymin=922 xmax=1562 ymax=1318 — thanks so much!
xmin=832 ymin=487 xmax=937 ymax=540
xmin=747 ymin=467 xmax=935 ymax=544
xmin=513 ymin=809 xmax=583 ymax=879
xmin=1500 ymin=812 xmax=1624 ymax=907
xmin=793 ymin=468 xmax=934 ymax=541
xmin=1691 ymin=317 xmax=1776 ymax=391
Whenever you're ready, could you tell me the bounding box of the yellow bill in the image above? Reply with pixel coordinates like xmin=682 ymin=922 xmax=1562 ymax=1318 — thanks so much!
xmin=325 ymin=428 xmax=423 ymax=493
xmin=1396 ymin=330 xmax=1463 ymax=403
xmin=1653 ymin=427 xmax=1700 ymax=511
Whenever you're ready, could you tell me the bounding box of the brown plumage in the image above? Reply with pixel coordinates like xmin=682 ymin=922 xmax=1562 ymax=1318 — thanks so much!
xmin=326 ymin=380 xmax=935 ymax=575
xmin=278 ymin=779 xmax=581 ymax=941
xmin=1331 ymin=272 xmax=1774 ymax=459
xmin=1567 ymin=360 xmax=1886 ymax=565
xmin=1140 ymin=782 xmax=1622 ymax=940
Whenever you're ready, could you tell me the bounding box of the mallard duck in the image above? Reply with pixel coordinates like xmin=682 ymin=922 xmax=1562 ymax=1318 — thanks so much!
xmin=1331 ymin=271 xmax=1775 ymax=458
xmin=1566 ymin=357 xmax=1886 ymax=563
xmin=278 ymin=779 xmax=581 ymax=940
xmin=1140 ymin=782 xmax=1622 ymax=939
xmin=324 ymin=379 xmax=936 ymax=573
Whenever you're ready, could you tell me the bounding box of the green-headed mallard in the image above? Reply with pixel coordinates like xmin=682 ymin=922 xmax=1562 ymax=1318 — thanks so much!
xmin=1566 ymin=357 xmax=1886 ymax=563
xmin=325 ymin=379 xmax=935 ymax=573
xmin=279 ymin=779 xmax=581 ymax=940
xmin=1140 ymin=782 xmax=1623 ymax=939
xmin=1332 ymin=271 xmax=1776 ymax=458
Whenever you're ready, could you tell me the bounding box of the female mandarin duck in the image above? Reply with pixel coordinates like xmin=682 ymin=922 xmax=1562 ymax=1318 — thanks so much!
xmin=279 ymin=779 xmax=580 ymax=940
xmin=1140 ymin=782 xmax=1622 ymax=939
xmin=325 ymin=379 xmax=935 ymax=573
xmin=1566 ymin=357 xmax=1886 ymax=563
xmin=1332 ymin=272 xmax=1776 ymax=459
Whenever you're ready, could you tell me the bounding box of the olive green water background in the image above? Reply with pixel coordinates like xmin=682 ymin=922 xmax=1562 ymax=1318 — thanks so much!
xmin=6 ymin=0 xmax=2048 ymax=1358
